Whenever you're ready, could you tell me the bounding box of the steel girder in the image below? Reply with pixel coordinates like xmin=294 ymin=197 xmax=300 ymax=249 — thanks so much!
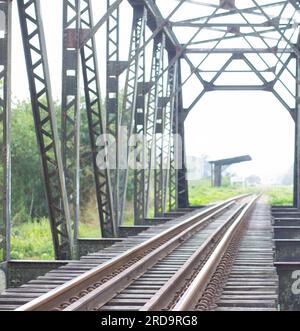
xmin=118 ymin=4 xmax=147 ymax=225
xmin=144 ymin=34 xmax=165 ymax=216
xmin=162 ymin=52 xmax=178 ymax=212
xmin=133 ymin=23 xmax=147 ymax=224
xmin=81 ymin=0 xmax=116 ymax=237
xmin=61 ymin=0 xmax=81 ymax=247
xmin=106 ymin=0 xmax=125 ymax=227
xmin=18 ymin=0 xmax=73 ymax=260
xmin=154 ymin=43 xmax=166 ymax=216
xmin=0 ymin=0 xmax=11 ymax=262
xmin=153 ymin=48 xmax=179 ymax=216
xmin=169 ymin=58 xmax=180 ymax=212
xmin=176 ymin=62 xmax=189 ymax=209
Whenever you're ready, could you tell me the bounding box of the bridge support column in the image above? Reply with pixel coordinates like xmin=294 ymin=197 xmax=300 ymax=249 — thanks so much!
xmin=106 ymin=0 xmax=127 ymax=232
xmin=154 ymin=38 xmax=167 ymax=217
xmin=61 ymin=0 xmax=81 ymax=253
xmin=145 ymin=34 xmax=164 ymax=218
xmin=177 ymin=62 xmax=189 ymax=209
xmin=18 ymin=0 xmax=73 ymax=260
xmin=118 ymin=5 xmax=147 ymax=224
xmin=81 ymin=0 xmax=116 ymax=238
xmin=133 ymin=19 xmax=147 ymax=225
xmin=212 ymin=164 xmax=222 ymax=187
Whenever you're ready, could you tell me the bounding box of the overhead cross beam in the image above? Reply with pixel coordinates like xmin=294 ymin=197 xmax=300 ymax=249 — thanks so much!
xmin=173 ymin=0 xmax=299 ymax=120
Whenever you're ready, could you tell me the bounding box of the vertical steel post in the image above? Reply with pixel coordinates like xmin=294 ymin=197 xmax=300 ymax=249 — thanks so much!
xmin=145 ymin=34 xmax=164 ymax=217
xmin=18 ymin=0 xmax=73 ymax=259
xmin=106 ymin=0 xmax=125 ymax=228
xmin=81 ymin=0 xmax=116 ymax=237
xmin=118 ymin=5 xmax=146 ymax=225
xmin=133 ymin=20 xmax=147 ymax=224
xmin=154 ymin=41 xmax=167 ymax=216
xmin=169 ymin=58 xmax=179 ymax=211
xmin=162 ymin=52 xmax=178 ymax=212
xmin=177 ymin=60 xmax=189 ymax=209
xmin=0 ymin=0 xmax=11 ymax=262
xmin=61 ymin=0 xmax=81 ymax=248
xmin=154 ymin=48 xmax=178 ymax=216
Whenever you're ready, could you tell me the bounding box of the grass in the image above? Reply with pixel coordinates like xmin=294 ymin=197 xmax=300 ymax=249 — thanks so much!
xmin=9 ymin=179 xmax=293 ymax=260
xmin=265 ymin=185 xmax=293 ymax=206
xmin=11 ymin=219 xmax=54 ymax=260
xmin=189 ymin=177 xmax=258 ymax=205
xmin=11 ymin=219 xmax=101 ymax=260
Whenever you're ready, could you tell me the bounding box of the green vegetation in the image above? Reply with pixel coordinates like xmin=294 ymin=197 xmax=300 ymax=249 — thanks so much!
xmin=11 ymin=218 xmax=101 ymax=260
xmin=11 ymin=219 xmax=54 ymax=260
xmin=189 ymin=177 xmax=258 ymax=205
xmin=265 ymin=185 xmax=293 ymax=206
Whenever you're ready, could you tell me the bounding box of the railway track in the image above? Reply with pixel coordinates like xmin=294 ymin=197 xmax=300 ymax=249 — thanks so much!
xmin=172 ymin=197 xmax=278 ymax=311
xmin=0 ymin=194 xmax=276 ymax=311
xmin=11 ymin=194 xmax=253 ymax=311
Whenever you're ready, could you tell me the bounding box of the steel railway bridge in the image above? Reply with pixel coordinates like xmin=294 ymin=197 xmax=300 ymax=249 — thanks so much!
xmin=0 ymin=0 xmax=300 ymax=311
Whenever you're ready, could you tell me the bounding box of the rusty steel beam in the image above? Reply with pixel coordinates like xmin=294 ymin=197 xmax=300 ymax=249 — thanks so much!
xmin=61 ymin=0 xmax=81 ymax=248
xmin=81 ymin=0 xmax=116 ymax=237
xmin=18 ymin=0 xmax=73 ymax=260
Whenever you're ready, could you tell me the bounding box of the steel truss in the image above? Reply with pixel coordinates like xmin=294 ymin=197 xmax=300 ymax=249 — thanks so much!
xmin=81 ymin=0 xmax=116 ymax=237
xmin=133 ymin=25 xmax=147 ymax=224
xmin=61 ymin=0 xmax=81 ymax=246
xmin=155 ymin=50 xmax=179 ymax=216
xmin=162 ymin=52 xmax=178 ymax=212
xmin=106 ymin=0 xmax=126 ymax=227
xmin=154 ymin=39 xmax=167 ymax=216
xmin=170 ymin=0 xmax=300 ymax=206
xmin=145 ymin=34 xmax=165 ymax=217
xmin=118 ymin=4 xmax=147 ymax=225
xmin=17 ymin=0 xmax=73 ymax=259
xmin=2 ymin=0 xmax=300 ymax=260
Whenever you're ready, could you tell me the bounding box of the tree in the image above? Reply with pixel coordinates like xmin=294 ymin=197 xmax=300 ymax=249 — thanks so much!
xmin=11 ymin=100 xmax=47 ymax=222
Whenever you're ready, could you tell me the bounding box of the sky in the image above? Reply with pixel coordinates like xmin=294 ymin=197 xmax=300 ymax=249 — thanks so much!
xmin=7 ymin=0 xmax=296 ymax=184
